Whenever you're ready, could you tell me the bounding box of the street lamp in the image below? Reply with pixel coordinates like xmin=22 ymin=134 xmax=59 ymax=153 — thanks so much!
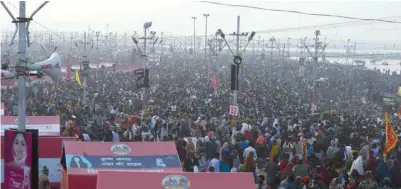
xmin=191 ymin=16 xmax=197 ymax=53
xmin=217 ymin=16 xmax=256 ymax=144
xmin=203 ymin=14 xmax=210 ymax=75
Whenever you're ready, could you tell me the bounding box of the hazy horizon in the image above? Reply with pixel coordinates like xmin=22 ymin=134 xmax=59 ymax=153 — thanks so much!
xmin=1 ymin=0 xmax=401 ymax=46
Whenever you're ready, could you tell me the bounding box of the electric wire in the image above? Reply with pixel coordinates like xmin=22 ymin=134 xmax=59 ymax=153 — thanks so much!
xmin=198 ymin=1 xmax=401 ymax=24
xmin=255 ymin=16 xmax=401 ymax=34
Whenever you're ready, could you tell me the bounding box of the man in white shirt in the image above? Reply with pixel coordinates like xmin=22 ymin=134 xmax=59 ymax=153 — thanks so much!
xmin=243 ymin=142 xmax=257 ymax=160
xmin=112 ymin=129 xmax=120 ymax=142
xmin=208 ymin=153 xmax=220 ymax=172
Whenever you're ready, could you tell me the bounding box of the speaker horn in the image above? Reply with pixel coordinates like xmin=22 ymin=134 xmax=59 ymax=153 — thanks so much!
xmin=1 ymin=70 xmax=16 ymax=79
xmin=28 ymin=52 xmax=61 ymax=82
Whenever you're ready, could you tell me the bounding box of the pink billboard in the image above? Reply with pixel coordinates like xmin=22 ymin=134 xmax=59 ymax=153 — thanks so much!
xmin=4 ymin=130 xmax=33 ymax=189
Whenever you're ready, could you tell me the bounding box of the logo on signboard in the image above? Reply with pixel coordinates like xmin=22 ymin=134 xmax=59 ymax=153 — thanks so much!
xmin=161 ymin=175 xmax=190 ymax=189
xmin=110 ymin=144 xmax=131 ymax=155
xmin=15 ymin=118 xmax=29 ymax=125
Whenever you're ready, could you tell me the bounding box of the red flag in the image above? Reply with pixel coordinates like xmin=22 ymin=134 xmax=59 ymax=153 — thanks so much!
xmin=212 ymin=75 xmax=219 ymax=89
xmin=66 ymin=60 xmax=72 ymax=79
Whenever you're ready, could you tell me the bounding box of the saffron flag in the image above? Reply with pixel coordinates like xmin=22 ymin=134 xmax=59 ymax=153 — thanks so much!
xmin=75 ymin=70 xmax=82 ymax=87
xmin=384 ymin=112 xmax=398 ymax=158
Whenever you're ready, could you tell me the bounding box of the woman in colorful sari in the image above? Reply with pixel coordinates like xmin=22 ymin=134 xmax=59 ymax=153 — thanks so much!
xmin=270 ymin=140 xmax=279 ymax=161
xmin=281 ymin=162 xmax=294 ymax=180
xmin=244 ymin=152 xmax=257 ymax=182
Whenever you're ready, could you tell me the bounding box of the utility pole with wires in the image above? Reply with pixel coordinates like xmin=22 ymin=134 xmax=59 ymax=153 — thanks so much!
xmin=304 ymin=30 xmax=326 ymax=115
xmin=203 ymin=14 xmax=210 ymax=79
xmin=351 ymin=41 xmax=356 ymax=66
xmin=95 ymin=31 xmax=101 ymax=83
xmin=217 ymin=16 xmax=256 ymax=144
xmin=192 ymin=16 xmax=197 ymax=54
xmin=286 ymin=37 xmax=291 ymax=62
xmin=132 ymin=21 xmax=154 ymax=128
xmin=47 ymin=34 xmax=53 ymax=54
xmin=266 ymin=37 xmax=276 ymax=83
xmin=1 ymin=1 xmax=49 ymax=132
xmin=298 ymin=37 xmax=307 ymax=58
xmin=344 ymin=39 xmax=353 ymax=66
xmin=75 ymin=32 xmax=94 ymax=105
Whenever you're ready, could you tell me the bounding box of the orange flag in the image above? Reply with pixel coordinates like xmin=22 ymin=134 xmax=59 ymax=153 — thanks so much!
xmin=384 ymin=112 xmax=398 ymax=158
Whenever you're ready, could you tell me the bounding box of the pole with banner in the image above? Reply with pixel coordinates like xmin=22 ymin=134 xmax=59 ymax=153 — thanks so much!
xmin=217 ymin=16 xmax=256 ymax=144
xmin=1 ymin=2 xmax=48 ymax=189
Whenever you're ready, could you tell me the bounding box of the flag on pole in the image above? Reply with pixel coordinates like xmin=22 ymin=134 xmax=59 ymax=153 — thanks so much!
xmin=384 ymin=112 xmax=398 ymax=159
xmin=75 ymin=70 xmax=82 ymax=87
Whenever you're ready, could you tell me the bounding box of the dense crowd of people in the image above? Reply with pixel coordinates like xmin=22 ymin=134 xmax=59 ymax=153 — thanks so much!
xmin=2 ymin=49 xmax=401 ymax=189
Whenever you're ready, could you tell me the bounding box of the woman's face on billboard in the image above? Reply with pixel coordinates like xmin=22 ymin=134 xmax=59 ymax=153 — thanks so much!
xmin=13 ymin=133 xmax=27 ymax=161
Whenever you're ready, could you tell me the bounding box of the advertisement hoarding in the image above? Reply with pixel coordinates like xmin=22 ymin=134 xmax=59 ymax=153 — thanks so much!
xmin=4 ymin=130 xmax=33 ymax=189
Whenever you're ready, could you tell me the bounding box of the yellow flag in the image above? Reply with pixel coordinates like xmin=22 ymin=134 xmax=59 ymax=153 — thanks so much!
xmin=75 ymin=70 xmax=82 ymax=87
xmin=384 ymin=112 xmax=398 ymax=158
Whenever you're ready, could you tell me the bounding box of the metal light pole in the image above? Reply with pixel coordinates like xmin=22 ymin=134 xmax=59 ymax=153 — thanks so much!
xmin=192 ymin=16 xmax=197 ymax=53
xmin=218 ymin=16 xmax=256 ymax=144
xmin=74 ymin=32 xmax=93 ymax=105
xmin=268 ymin=37 xmax=276 ymax=82
xmin=304 ymin=30 xmax=326 ymax=115
xmin=203 ymin=14 xmax=210 ymax=77
xmin=1 ymin=1 xmax=49 ymax=131
xmin=16 ymin=2 xmax=27 ymax=131
xmin=138 ymin=21 xmax=153 ymax=127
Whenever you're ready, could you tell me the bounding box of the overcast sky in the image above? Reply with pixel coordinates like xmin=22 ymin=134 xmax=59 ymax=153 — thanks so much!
xmin=1 ymin=0 xmax=401 ymax=45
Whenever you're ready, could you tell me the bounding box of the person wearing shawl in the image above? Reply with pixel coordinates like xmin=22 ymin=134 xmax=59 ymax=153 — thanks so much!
xmin=281 ymin=162 xmax=294 ymax=180
xmin=365 ymin=151 xmax=377 ymax=176
xmin=375 ymin=159 xmax=391 ymax=184
xmin=185 ymin=138 xmax=196 ymax=157
xmin=238 ymin=164 xmax=246 ymax=172
xmin=270 ymin=140 xmax=279 ymax=160
xmin=244 ymin=152 xmax=256 ymax=173
xmin=220 ymin=142 xmax=229 ymax=160
xmin=348 ymin=156 xmax=364 ymax=176
xmin=328 ymin=178 xmax=343 ymax=189
xmin=319 ymin=164 xmax=333 ymax=186
xmin=391 ymin=159 xmax=401 ymax=188
xmin=176 ymin=139 xmax=187 ymax=163
xmin=265 ymin=157 xmax=279 ymax=185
